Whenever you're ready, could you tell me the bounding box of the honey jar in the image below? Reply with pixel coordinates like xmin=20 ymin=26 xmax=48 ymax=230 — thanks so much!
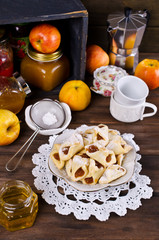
xmin=0 ymin=180 xmax=38 ymax=232
xmin=0 ymin=73 xmax=31 ymax=114
xmin=20 ymin=45 xmax=70 ymax=91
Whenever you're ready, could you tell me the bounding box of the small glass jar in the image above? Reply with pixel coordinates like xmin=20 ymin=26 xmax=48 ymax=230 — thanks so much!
xmin=0 ymin=73 xmax=31 ymax=114
xmin=0 ymin=34 xmax=14 ymax=77
xmin=0 ymin=180 xmax=38 ymax=232
xmin=9 ymin=23 xmax=31 ymax=70
xmin=20 ymin=45 xmax=70 ymax=91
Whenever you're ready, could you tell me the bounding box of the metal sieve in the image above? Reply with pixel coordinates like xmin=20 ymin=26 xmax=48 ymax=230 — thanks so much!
xmin=5 ymin=99 xmax=66 ymax=172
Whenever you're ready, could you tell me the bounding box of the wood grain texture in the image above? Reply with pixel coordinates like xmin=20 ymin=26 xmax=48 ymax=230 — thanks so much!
xmin=87 ymin=26 xmax=159 ymax=53
xmin=81 ymin=0 xmax=159 ymax=26
xmin=0 ymin=0 xmax=88 ymax=24
xmin=0 ymin=53 xmax=159 ymax=239
xmin=81 ymin=0 xmax=159 ymax=52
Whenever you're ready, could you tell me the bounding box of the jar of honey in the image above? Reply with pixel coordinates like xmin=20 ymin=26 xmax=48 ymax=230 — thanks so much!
xmin=20 ymin=45 xmax=70 ymax=91
xmin=0 ymin=180 xmax=38 ymax=232
xmin=0 ymin=31 xmax=14 ymax=77
xmin=0 ymin=73 xmax=31 ymax=114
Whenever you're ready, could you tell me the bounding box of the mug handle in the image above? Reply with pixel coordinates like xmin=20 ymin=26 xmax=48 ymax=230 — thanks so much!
xmin=140 ymin=102 xmax=157 ymax=120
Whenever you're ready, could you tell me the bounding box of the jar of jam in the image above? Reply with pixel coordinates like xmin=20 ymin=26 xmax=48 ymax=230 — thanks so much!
xmin=0 ymin=32 xmax=13 ymax=77
xmin=0 ymin=180 xmax=38 ymax=232
xmin=20 ymin=45 xmax=70 ymax=91
xmin=9 ymin=23 xmax=31 ymax=70
xmin=0 ymin=73 xmax=31 ymax=114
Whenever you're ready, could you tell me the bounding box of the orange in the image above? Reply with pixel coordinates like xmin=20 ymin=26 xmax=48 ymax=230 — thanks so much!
xmin=134 ymin=59 xmax=159 ymax=90
xmin=59 ymin=80 xmax=91 ymax=111
xmin=124 ymin=33 xmax=136 ymax=49
xmin=124 ymin=33 xmax=136 ymax=69
xmin=109 ymin=39 xmax=117 ymax=65
xmin=125 ymin=56 xmax=134 ymax=70
xmin=86 ymin=45 xmax=109 ymax=74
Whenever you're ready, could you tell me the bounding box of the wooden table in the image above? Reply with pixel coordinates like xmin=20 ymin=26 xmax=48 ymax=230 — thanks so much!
xmin=0 ymin=56 xmax=159 ymax=239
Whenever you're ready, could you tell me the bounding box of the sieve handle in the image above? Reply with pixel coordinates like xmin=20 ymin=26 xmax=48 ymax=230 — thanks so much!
xmin=5 ymin=128 xmax=40 ymax=172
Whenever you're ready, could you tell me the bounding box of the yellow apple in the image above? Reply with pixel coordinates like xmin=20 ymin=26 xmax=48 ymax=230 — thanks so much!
xmin=59 ymin=80 xmax=91 ymax=111
xmin=0 ymin=109 xmax=20 ymax=146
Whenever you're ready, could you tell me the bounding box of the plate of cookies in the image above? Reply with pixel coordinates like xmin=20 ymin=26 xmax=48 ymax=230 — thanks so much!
xmin=48 ymin=124 xmax=136 ymax=191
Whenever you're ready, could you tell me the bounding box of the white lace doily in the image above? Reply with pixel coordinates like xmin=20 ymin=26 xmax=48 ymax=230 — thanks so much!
xmin=32 ymin=126 xmax=153 ymax=221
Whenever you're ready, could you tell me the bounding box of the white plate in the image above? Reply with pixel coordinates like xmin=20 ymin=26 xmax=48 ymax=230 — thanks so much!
xmin=48 ymin=127 xmax=136 ymax=192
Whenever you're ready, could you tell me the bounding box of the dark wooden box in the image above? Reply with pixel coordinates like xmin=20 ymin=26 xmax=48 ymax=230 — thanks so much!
xmin=0 ymin=0 xmax=88 ymax=81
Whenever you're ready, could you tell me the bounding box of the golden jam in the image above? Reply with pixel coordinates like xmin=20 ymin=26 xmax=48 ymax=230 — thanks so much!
xmin=0 ymin=180 xmax=38 ymax=232
xmin=20 ymin=46 xmax=70 ymax=91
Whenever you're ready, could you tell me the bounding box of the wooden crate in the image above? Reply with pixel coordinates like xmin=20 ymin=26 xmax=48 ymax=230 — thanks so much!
xmin=0 ymin=0 xmax=88 ymax=81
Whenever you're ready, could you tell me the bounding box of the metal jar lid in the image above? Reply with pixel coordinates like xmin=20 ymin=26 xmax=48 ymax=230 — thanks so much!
xmin=27 ymin=44 xmax=63 ymax=62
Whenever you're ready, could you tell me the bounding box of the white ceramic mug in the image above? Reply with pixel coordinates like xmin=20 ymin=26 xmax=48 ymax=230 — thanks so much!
xmin=114 ymin=75 xmax=149 ymax=105
xmin=110 ymin=92 xmax=157 ymax=123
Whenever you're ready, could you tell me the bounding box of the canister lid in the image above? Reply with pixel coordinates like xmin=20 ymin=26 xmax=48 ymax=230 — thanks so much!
xmin=27 ymin=44 xmax=63 ymax=62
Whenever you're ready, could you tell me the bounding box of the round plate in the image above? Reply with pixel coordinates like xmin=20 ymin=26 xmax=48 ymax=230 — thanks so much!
xmin=48 ymin=127 xmax=136 ymax=192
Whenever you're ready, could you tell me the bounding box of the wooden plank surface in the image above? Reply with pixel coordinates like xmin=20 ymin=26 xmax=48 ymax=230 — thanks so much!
xmin=87 ymin=26 xmax=159 ymax=53
xmin=0 ymin=0 xmax=88 ymax=24
xmin=0 ymin=53 xmax=159 ymax=239
xmin=81 ymin=0 xmax=159 ymax=26
xmin=81 ymin=0 xmax=159 ymax=52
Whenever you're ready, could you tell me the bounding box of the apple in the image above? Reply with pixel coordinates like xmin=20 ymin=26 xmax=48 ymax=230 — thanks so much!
xmin=135 ymin=59 xmax=159 ymax=90
xmin=29 ymin=23 xmax=61 ymax=53
xmin=86 ymin=44 xmax=109 ymax=74
xmin=0 ymin=109 xmax=20 ymax=146
xmin=59 ymin=80 xmax=91 ymax=111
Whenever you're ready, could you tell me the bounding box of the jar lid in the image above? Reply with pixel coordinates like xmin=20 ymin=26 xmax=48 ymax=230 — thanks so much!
xmin=27 ymin=44 xmax=63 ymax=62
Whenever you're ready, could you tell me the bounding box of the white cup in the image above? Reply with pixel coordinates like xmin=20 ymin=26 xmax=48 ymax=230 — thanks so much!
xmin=110 ymin=92 xmax=157 ymax=123
xmin=114 ymin=75 xmax=149 ymax=105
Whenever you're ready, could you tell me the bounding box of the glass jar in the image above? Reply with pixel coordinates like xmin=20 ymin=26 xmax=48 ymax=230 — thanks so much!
xmin=0 ymin=34 xmax=13 ymax=77
xmin=9 ymin=23 xmax=31 ymax=70
xmin=20 ymin=45 xmax=70 ymax=91
xmin=0 ymin=180 xmax=38 ymax=232
xmin=0 ymin=73 xmax=31 ymax=114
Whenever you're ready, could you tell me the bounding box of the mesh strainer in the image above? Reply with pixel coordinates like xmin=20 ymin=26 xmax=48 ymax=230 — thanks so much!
xmin=5 ymin=99 xmax=66 ymax=172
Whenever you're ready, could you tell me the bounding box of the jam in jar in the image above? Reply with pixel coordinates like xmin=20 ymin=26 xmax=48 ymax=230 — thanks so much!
xmin=0 ymin=180 xmax=38 ymax=232
xmin=0 ymin=30 xmax=13 ymax=77
xmin=9 ymin=23 xmax=31 ymax=71
xmin=20 ymin=45 xmax=70 ymax=91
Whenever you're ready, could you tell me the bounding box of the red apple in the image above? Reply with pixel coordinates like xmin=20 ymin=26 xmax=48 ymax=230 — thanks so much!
xmin=29 ymin=23 xmax=61 ymax=53
xmin=86 ymin=44 xmax=109 ymax=74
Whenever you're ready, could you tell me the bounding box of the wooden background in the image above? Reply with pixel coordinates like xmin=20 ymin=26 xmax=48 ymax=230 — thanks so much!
xmin=81 ymin=0 xmax=159 ymax=53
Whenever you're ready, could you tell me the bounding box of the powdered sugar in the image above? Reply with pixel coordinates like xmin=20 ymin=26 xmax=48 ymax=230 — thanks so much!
xmin=42 ymin=112 xmax=57 ymax=126
xmin=67 ymin=133 xmax=84 ymax=146
xmin=73 ymin=155 xmax=89 ymax=166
